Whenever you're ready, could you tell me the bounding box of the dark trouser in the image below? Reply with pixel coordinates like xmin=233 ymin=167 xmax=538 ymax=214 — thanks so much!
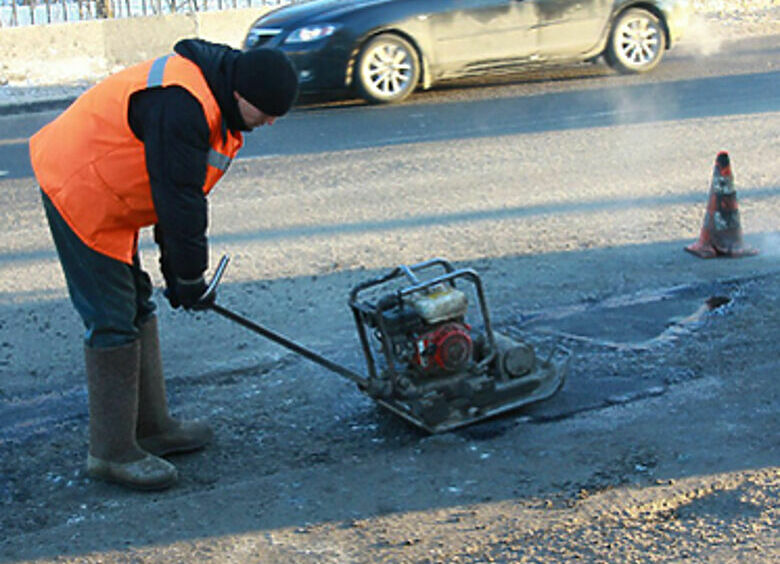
xmin=41 ymin=190 xmax=156 ymax=348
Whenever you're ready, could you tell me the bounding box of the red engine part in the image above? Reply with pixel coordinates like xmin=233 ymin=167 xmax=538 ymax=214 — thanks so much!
xmin=414 ymin=323 xmax=473 ymax=373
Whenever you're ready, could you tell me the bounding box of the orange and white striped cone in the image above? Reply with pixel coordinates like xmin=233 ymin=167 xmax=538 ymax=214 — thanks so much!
xmin=685 ymin=151 xmax=758 ymax=259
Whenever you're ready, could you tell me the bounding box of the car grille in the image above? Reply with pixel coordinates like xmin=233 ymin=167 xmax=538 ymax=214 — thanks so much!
xmin=246 ymin=28 xmax=282 ymax=49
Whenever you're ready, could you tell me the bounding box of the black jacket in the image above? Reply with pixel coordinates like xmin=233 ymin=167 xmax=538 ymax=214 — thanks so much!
xmin=128 ymin=39 xmax=249 ymax=282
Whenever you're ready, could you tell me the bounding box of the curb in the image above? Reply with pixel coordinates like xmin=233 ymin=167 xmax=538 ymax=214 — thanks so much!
xmin=0 ymin=96 xmax=77 ymax=117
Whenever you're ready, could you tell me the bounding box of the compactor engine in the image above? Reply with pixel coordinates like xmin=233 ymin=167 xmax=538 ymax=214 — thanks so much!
xmin=349 ymin=259 xmax=570 ymax=432
xmin=376 ymin=284 xmax=472 ymax=377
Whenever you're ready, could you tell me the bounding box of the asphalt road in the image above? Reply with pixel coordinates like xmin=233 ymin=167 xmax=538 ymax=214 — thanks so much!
xmin=1 ymin=30 xmax=778 ymax=563
xmin=0 ymin=33 xmax=778 ymax=399
xmin=1 ymin=35 xmax=778 ymax=180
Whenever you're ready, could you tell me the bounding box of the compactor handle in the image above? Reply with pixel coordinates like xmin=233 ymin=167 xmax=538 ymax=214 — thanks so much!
xmin=198 ymin=253 xmax=368 ymax=387
xmin=197 ymin=254 xmax=230 ymax=307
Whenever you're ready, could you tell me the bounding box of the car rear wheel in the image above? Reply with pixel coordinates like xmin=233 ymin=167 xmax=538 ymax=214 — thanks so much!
xmin=605 ymin=8 xmax=666 ymax=74
xmin=356 ymin=33 xmax=420 ymax=104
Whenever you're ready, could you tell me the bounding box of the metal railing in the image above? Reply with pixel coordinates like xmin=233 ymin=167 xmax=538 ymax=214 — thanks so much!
xmin=0 ymin=0 xmax=300 ymax=27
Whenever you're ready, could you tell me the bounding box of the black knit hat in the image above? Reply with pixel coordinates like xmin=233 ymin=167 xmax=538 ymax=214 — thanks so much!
xmin=234 ymin=48 xmax=299 ymax=117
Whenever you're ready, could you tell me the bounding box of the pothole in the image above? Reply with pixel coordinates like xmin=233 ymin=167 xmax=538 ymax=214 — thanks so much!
xmin=515 ymin=285 xmax=733 ymax=351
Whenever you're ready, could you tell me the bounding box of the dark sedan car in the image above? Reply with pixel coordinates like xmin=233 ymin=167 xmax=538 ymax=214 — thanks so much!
xmin=244 ymin=0 xmax=691 ymax=104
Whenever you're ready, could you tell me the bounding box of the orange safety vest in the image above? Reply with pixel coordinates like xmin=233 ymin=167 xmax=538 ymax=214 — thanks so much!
xmin=30 ymin=54 xmax=244 ymax=264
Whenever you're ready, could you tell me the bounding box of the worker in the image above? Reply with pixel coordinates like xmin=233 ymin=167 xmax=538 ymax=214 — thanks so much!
xmin=30 ymin=39 xmax=299 ymax=491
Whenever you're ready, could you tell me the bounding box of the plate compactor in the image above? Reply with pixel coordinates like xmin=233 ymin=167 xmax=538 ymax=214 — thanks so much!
xmin=202 ymin=256 xmax=570 ymax=433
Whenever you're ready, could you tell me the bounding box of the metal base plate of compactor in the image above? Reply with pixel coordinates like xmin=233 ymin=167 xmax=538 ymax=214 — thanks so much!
xmin=373 ymin=343 xmax=570 ymax=433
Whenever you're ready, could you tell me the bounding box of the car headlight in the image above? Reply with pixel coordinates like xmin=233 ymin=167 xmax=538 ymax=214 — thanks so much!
xmin=284 ymin=24 xmax=340 ymax=44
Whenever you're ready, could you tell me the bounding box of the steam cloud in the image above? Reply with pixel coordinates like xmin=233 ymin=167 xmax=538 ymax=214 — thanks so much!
xmin=682 ymin=15 xmax=727 ymax=57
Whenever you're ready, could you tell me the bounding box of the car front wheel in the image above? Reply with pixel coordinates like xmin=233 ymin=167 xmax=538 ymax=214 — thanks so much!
xmin=355 ymin=33 xmax=420 ymax=104
xmin=605 ymin=8 xmax=666 ymax=74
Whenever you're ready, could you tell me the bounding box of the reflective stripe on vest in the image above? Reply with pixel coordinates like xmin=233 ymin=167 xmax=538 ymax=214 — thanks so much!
xmin=147 ymin=54 xmax=173 ymax=88
xmin=208 ymin=148 xmax=232 ymax=172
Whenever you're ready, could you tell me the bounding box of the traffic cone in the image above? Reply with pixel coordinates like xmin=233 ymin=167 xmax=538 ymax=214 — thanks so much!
xmin=685 ymin=151 xmax=758 ymax=258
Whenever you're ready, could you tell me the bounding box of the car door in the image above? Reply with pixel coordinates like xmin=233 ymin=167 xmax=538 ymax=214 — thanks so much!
xmin=533 ymin=0 xmax=612 ymax=57
xmin=425 ymin=0 xmax=539 ymax=77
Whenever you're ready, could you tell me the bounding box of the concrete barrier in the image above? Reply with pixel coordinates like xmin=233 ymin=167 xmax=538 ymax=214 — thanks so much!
xmin=0 ymin=8 xmax=270 ymax=86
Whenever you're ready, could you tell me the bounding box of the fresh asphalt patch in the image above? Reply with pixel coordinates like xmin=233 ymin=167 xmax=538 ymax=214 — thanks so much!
xmin=500 ymin=277 xmax=760 ymax=424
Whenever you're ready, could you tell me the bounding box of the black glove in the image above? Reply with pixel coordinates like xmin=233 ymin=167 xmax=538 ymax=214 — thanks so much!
xmin=163 ymin=283 xmax=181 ymax=309
xmin=175 ymin=276 xmax=215 ymax=311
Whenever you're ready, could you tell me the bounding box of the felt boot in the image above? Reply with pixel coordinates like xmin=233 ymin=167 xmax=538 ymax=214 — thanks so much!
xmin=85 ymin=341 xmax=178 ymax=490
xmin=136 ymin=316 xmax=213 ymax=456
